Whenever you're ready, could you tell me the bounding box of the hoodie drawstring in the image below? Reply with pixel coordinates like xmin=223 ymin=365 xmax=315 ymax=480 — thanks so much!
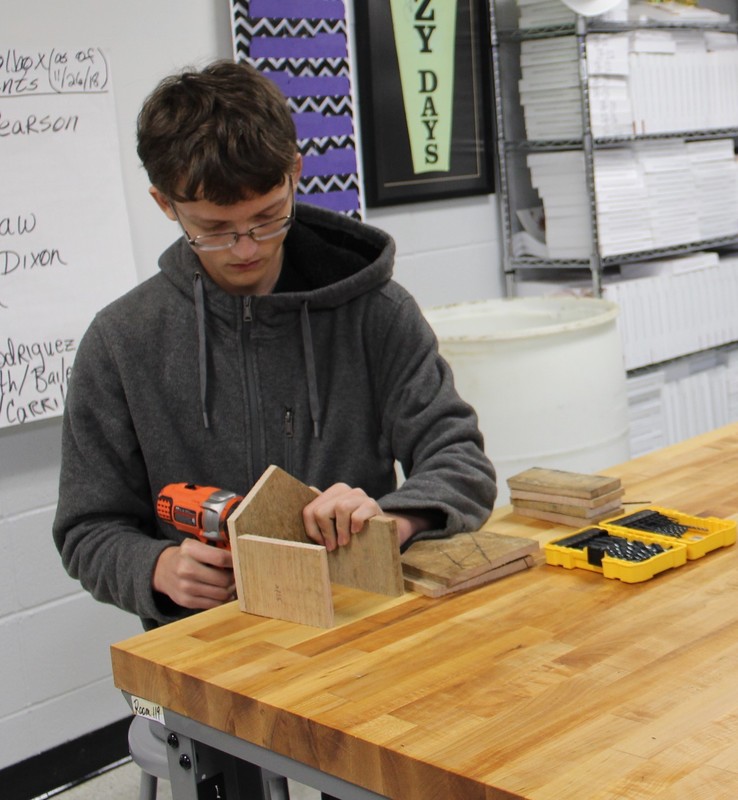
xmin=192 ymin=281 xmax=320 ymax=438
xmin=193 ymin=273 xmax=210 ymax=429
xmin=300 ymin=301 xmax=322 ymax=438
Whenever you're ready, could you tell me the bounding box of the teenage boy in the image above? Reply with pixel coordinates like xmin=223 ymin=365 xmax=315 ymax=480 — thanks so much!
xmin=53 ymin=60 xmax=496 ymax=632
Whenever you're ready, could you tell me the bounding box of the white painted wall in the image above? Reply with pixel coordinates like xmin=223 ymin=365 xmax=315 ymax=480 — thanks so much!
xmin=0 ymin=0 xmax=503 ymax=770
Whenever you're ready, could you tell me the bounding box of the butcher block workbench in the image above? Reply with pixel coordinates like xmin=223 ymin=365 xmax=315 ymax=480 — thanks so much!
xmin=111 ymin=423 xmax=738 ymax=800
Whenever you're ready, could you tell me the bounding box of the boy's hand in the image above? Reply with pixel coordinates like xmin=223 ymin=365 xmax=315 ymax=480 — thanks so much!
xmin=152 ymin=538 xmax=235 ymax=609
xmin=302 ymin=484 xmax=432 ymax=550
xmin=302 ymin=483 xmax=381 ymax=551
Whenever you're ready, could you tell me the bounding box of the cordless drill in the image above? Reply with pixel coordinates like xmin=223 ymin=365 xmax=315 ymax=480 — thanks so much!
xmin=156 ymin=483 xmax=243 ymax=549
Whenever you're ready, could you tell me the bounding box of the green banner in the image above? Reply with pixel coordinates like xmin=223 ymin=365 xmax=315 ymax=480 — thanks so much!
xmin=389 ymin=0 xmax=457 ymax=173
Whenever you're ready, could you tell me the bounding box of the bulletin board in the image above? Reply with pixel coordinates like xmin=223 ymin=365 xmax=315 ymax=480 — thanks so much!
xmin=0 ymin=46 xmax=137 ymax=429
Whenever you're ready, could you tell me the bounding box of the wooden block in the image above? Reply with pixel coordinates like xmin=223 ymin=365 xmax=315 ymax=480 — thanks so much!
xmin=510 ymin=486 xmax=625 ymax=509
xmin=405 ymin=555 xmax=536 ymax=598
xmin=512 ymin=504 xmax=622 ymax=528
xmin=237 ymin=535 xmax=334 ymax=627
xmin=507 ymin=467 xmax=621 ymax=500
xmin=512 ymin=495 xmax=624 ymax=519
xmin=401 ymin=530 xmax=539 ymax=588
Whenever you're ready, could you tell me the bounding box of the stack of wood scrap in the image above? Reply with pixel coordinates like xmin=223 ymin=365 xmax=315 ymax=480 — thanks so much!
xmin=401 ymin=530 xmax=539 ymax=597
xmin=507 ymin=467 xmax=623 ymax=527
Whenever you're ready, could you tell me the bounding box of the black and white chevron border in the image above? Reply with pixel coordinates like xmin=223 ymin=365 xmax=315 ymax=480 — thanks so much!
xmin=230 ymin=0 xmax=361 ymax=218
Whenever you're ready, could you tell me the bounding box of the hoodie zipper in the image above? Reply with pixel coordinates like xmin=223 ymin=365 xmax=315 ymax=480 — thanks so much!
xmin=283 ymin=407 xmax=294 ymax=474
xmin=241 ymin=296 xmax=266 ymax=482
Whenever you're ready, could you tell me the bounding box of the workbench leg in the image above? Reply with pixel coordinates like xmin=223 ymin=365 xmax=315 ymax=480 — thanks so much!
xmin=165 ymin=730 xmax=290 ymax=799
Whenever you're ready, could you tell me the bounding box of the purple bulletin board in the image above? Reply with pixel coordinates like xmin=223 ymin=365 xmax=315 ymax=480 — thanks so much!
xmin=231 ymin=0 xmax=362 ymax=218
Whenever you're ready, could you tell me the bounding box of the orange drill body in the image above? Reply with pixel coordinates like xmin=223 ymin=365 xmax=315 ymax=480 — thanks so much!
xmin=156 ymin=482 xmax=243 ymax=549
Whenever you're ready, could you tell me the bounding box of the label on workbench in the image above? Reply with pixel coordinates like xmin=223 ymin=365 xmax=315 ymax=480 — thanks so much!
xmin=130 ymin=695 xmax=165 ymax=724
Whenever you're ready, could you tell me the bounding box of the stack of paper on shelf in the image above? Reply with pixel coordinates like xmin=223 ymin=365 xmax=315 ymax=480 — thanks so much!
xmin=626 ymin=370 xmax=668 ymax=457
xmin=519 ymin=36 xmax=581 ymax=140
xmin=587 ymin=34 xmax=634 ymax=137
xmin=659 ymin=351 xmax=727 ymax=444
xmin=726 ymin=349 xmax=738 ymax=422
xmin=508 ymin=467 xmax=624 ymax=527
xmin=623 ymin=348 xmax=738 ymax=459
xmin=688 ymin=139 xmax=738 ymax=239
xmin=635 ymin=140 xmax=701 ymax=248
xmin=602 ymin=251 xmax=738 ymax=370
xmin=517 ymin=0 xmax=575 ymax=28
xmin=520 ymin=139 xmax=738 ymax=261
xmin=516 ymin=1 xmax=738 ymax=140
xmin=527 ymin=150 xmax=592 ymax=258
xmin=628 ymin=28 xmax=738 ymax=133
xmin=593 ymin=148 xmax=653 ymax=254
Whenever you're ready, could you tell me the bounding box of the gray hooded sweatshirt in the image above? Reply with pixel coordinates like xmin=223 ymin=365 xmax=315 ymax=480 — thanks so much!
xmin=53 ymin=203 xmax=496 ymax=629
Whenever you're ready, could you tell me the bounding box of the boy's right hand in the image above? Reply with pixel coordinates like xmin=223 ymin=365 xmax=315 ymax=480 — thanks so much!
xmin=152 ymin=538 xmax=235 ymax=609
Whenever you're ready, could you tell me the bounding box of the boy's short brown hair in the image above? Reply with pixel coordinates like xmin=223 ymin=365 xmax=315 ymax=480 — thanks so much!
xmin=137 ymin=60 xmax=297 ymax=204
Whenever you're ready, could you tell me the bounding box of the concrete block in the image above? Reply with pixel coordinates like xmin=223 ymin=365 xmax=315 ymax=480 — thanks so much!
xmin=29 ymin=676 xmax=132 ymax=760
xmin=0 ymin=616 xmax=29 ymax=717
xmin=366 ymin=193 xmax=500 ymax=257
xmin=19 ymin=594 xmax=142 ymax=703
xmin=0 ymin=676 xmax=130 ymax=771
xmin=398 ymin=243 xmax=504 ymax=309
xmin=0 ymin=519 xmax=21 ymax=617
xmin=9 ymin=508 xmax=81 ymax=609
xmin=0 ymin=420 xmax=63 ymax=515
xmin=0 ymin=707 xmax=36 ymax=771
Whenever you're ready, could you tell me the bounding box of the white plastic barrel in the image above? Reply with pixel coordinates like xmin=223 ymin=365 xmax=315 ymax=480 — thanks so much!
xmin=424 ymin=297 xmax=631 ymax=505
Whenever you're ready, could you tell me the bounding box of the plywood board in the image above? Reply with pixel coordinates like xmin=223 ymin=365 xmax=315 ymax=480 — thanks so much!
xmin=401 ymin=530 xmax=539 ymax=588
xmin=510 ymin=486 xmax=624 ymax=509
xmin=507 ymin=467 xmax=621 ymax=500
xmin=404 ymin=555 xmax=536 ymax=598
xmin=229 ymin=464 xmax=319 ymax=545
xmin=237 ymin=535 xmax=333 ymax=627
xmin=512 ymin=496 xmax=623 ymax=519
xmin=329 ymin=516 xmax=404 ymax=596
xmin=228 ymin=466 xmax=318 ymax=610
xmin=512 ymin=505 xmax=618 ymax=528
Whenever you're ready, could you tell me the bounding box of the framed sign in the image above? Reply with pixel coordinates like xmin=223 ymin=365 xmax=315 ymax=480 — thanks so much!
xmin=354 ymin=0 xmax=494 ymax=207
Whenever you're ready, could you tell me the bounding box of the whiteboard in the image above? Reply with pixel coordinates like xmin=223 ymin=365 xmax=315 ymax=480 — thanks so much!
xmin=0 ymin=45 xmax=137 ymax=428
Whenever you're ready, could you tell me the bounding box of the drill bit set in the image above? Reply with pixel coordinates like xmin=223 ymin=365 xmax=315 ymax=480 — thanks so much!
xmin=545 ymin=506 xmax=736 ymax=583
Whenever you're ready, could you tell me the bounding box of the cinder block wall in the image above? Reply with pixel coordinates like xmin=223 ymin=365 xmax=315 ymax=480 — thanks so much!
xmin=0 ymin=421 xmax=143 ymax=769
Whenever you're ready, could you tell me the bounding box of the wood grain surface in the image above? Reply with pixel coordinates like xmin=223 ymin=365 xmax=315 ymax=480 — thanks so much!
xmin=401 ymin=529 xmax=538 ymax=586
xmin=507 ymin=467 xmax=621 ymax=499
xmin=112 ymin=424 xmax=738 ymax=800
xmin=508 ymin=503 xmax=623 ymax=527
xmin=403 ymin=554 xmax=537 ymax=598
xmin=237 ymin=535 xmax=334 ymax=627
xmin=511 ymin=495 xmax=623 ymax=518
xmin=510 ymin=486 xmax=625 ymax=509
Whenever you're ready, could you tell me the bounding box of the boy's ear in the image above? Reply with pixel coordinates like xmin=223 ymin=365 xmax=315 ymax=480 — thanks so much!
xmin=149 ymin=186 xmax=177 ymax=221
